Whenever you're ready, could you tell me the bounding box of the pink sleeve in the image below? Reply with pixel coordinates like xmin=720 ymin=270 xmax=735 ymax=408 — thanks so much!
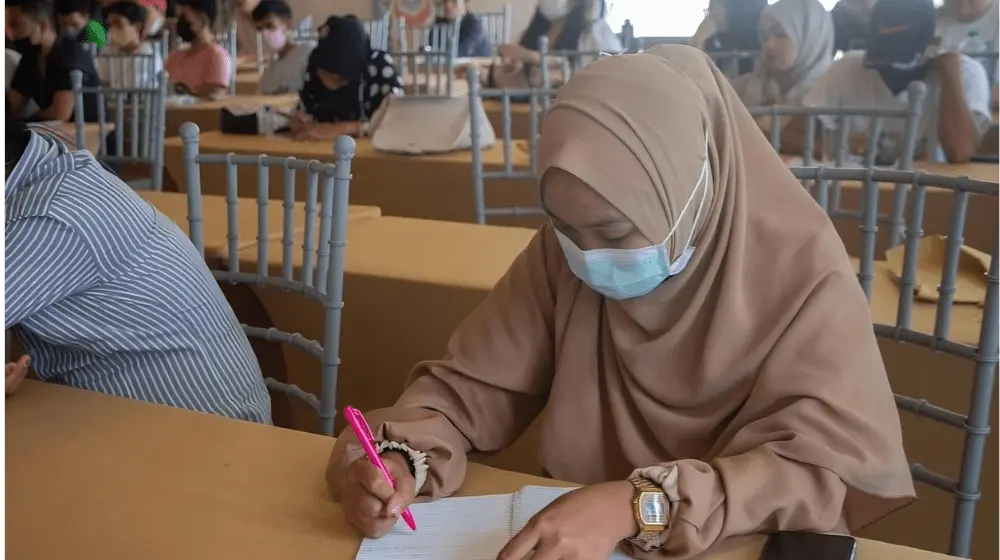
xmin=207 ymin=45 xmax=232 ymax=88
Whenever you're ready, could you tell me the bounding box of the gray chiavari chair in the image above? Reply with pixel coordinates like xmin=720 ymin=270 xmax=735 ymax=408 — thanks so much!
xmin=477 ymin=3 xmax=511 ymax=48
xmin=219 ymin=21 xmax=239 ymax=94
xmin=365 ymin=14 xmax=391 ymax=51
xmin=148 ymin=31 xmax=172 ymax=61
xmin=748 ymin=81 xmax=928 ymax=249
xmin=708 ymin=49 xmax=759 ymax=79
xmin=394 ymin=18 xmax=461 ymax=96
xmin=178 ymin=122 xmax=356 ymax=436
xmin=95 ymin=51 xmax=159 ymax=88
xmin=70 ymin=68 xmax=169 ymax=191
xmin=790 ymin=166 xmax=998 ymax=560
xmin=468 ymin=66 xmax=554 ymax=224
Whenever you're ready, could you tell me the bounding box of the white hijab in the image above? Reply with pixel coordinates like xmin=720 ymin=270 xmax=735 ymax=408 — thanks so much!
xmin=734 ymin=0 xmax=834 ymax=106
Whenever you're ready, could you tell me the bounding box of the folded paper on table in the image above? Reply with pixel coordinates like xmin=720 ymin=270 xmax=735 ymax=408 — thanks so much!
xmin=884 ymin=235 xmax=990 ymax=305
xmin=355 ymin=485 xmax=636 ymax=560
xmin=372 ymin=94 xmax=495 ymax=154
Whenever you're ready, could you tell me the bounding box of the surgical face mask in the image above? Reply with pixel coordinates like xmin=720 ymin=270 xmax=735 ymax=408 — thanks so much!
xmin=554 ymin=149 xmax=710 ymax=300
xmin=262 ymin=27 xmax=287 ymax=50
xmin=538 ymin=0 xmax=573 ymax=21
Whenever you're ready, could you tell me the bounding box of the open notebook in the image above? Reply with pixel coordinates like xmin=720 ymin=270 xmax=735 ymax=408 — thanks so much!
xmin=355 ymin=486 xmax=637 ymax=559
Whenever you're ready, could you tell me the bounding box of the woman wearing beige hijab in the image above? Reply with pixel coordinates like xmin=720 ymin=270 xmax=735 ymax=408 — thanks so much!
xmin=328 ymin=45 xmax=915 ymax=559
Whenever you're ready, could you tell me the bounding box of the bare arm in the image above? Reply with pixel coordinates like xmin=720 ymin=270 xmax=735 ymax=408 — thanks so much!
xmin=34 ymin=90 xmax=75 ymax=122
xmin=937 ymin=53 xmax=979 ymax=163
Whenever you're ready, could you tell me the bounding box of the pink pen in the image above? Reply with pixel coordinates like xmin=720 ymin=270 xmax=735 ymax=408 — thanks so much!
xmin=344 ymin=406 xmax=417 ymax=531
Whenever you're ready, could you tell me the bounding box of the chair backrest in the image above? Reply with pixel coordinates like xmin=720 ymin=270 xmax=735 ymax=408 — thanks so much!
xmin=477 ymin=3 xmax=511 ymax=47
xmin=394 ymin=19 xmax=461 ymax=96
xmin=467 ymin=66 xmax=554 ymax=224
xmin=219 ymin=22 xmax=239 ymax=94
xmin=534 ymin=36 xmax=618 ymax=86
xmin=178 ymin=121 xmax=356 ymax=436
xmin=748 ymin=81 xmax=928 ymax=248
xmin=365 ymin=13 xmax=391 ymax=51
xmin=148 ymin=31 xmax=172 ymax=61
xmin=708 ymin=49 xmax=759 ymax=79
xmin=70 ymin=68 xmax=169 ymax=191
xmin=790 ymin=166 xmax=998 ymax=559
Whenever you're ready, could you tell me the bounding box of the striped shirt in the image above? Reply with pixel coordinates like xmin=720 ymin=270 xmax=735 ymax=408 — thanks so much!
xmin=4 ymin=131 xmax=272 ymax=424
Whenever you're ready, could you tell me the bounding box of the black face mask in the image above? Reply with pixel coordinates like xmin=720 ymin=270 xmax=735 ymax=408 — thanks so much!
xmin=873 ymin=65 xmax=928 ymax=96
xmin=176 ymin=19 xmax=196 ymax=42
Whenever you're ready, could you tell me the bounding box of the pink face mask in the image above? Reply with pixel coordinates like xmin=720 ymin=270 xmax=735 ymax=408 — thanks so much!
xmin=263 ymin=28 xmax=286 ymax=50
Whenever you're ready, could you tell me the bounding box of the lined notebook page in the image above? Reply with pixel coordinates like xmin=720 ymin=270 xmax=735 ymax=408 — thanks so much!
xmin=355 ymin=486 xmax=639 ymax=559
xmin=355 ymin=494 xmax=512 ymax=560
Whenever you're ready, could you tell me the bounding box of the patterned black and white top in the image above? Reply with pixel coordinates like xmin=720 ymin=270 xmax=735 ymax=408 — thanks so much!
xmin=300 ymin=50 xmax=403 ymax=123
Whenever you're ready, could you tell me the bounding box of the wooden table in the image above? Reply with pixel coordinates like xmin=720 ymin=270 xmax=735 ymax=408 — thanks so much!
xmin=54 ymin=122 xmax=114 ymax=153
xmin=165 ymin=94 xmax=299 ymax=137
xmin=137 ymin=191 xmax=381 ymax=261
xmin=163 ymin=132 xmax=545 ymax=229
xmin=5 ymin=380 xmax=961 ymax=560
xmin=235 ymin=72 xmax=261 ymax=95
xmin=483 ymin=99 xmax=537 ymax=139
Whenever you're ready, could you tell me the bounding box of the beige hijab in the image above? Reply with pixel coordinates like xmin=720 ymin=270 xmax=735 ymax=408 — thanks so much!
xmin=329 ymin=45 xmax=914 ymax=558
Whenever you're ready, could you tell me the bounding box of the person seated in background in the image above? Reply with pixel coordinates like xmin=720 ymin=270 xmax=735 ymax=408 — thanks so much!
xmin=936 ymin=0 xmax=997 ymax=51
xmin=98 ymin=0 xmax=167 ymax=38
xmin=830 ymin=0 xmax=874 ymax=53
xmin=803 ymin=0 xmax=990 ymax=163
xmin=234 ymin=0 xmax=260 ymax=60
xmin=165 ymin=0 xmax=231 ymax=98
xmin=7 ymin=0 xmax=101 ymax=122
xmin=327 ymin=45 xmax=915 ymax=559
xmin=99 ymin=1 xmax=164 ymax=87
xmin=53 ymin=0 xmax=92 ymax=40
xmin=252 ymin=0 xmax=312 ymax=94
xmin=499 ymin=0 xmax=621 ymax=68
xmin=4 ymin=99 xmax=272 ymax=424
xmin=291 ymin=15 xmax=401 ymax=141
xmin=691 ymin=0 xmax=767 ymax=77
xmin=937 ymin=0 xmax=999 ymax=102
xmin=435 ymin=0 xmax=490 ymax=58
xmin=733 ymin=0 xmax=834 ymax=108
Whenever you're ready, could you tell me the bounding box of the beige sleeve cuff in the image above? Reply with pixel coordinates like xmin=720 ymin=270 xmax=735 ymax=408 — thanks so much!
xmin=376 ymin=440 xmax=429 ymax=495
xmin=631 ymin=465 xmax=683 ymax=549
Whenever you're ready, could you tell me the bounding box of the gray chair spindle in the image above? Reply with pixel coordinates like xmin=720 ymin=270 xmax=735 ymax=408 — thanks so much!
xmin=365 ymin=14 xmax=391 ymax=51
xmin=790 ymin=166 xmax=998 ymax=559
xmin=468 ymin=66 xmax=554 ymax=224
xmin=179 ymin=121 xmax=356 ymax=436
xmin=394 ymin=18 xmax=461 ymax=97
xmin=478 ymin=3 xmax=511 ymax=47
xmin=749 ymin=81 xmax=927 ymax=249
xmin=70 ymin=68 xmax=169 ymax=191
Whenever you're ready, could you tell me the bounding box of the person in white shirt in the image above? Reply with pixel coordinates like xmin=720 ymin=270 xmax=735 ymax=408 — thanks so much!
xmin=98 ymin=1 xmax=165 ymax=88
xmin=802 ymin=0 xmax=991 ymax=163
xmin=936 ymin=0 xmax=998 ymax=51
xmin=251 ymin=0 xmax=313 ymax=95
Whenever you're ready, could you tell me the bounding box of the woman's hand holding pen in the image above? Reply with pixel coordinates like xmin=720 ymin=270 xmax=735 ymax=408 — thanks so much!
xmin=338 ymin=452 xmax=416 ymax=538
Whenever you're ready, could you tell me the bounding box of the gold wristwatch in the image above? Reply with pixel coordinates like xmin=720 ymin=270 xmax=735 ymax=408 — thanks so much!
xmin=627 ymin=474 xmax=669 ymax=551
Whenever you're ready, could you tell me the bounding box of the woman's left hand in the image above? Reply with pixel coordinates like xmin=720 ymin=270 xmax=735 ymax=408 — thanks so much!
xmin=498 ymin=481 xmax=638 ymax=560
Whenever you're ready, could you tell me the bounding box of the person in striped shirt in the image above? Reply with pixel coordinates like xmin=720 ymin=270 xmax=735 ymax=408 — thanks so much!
xmin=4 ymin=103 xmax=272 ymax=424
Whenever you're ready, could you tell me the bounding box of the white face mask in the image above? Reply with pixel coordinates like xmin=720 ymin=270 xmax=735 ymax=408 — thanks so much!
xmin=538 ymin=0 xmax=573 ymax=21
xmin=554 ymin=144 xmax=710 ymax=300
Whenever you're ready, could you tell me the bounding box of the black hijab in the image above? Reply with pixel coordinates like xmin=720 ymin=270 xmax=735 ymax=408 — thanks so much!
xmin=299 ymin=15 xmax=371 ymax=123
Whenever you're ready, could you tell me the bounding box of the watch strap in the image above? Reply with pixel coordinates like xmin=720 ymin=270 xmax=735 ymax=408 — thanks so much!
xmin=627 ymin=474 xmax=669 ymax=552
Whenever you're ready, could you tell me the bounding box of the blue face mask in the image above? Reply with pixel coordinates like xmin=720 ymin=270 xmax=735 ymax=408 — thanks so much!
xmin=554 ymin=153 xmax=709 ymax=300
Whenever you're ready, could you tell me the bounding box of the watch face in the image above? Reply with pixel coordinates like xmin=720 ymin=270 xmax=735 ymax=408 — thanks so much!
xmin=638 ymin=492 xmax=667 ymax=525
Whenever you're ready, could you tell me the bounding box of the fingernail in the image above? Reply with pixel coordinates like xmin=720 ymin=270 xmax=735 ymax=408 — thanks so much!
xmin=391 ymin=505 xmax=400 ymax=517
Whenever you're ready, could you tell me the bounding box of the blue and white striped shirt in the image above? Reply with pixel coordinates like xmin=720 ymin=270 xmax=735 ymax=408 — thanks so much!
xmin=5 ymin=131 xmax=272 ymax=424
